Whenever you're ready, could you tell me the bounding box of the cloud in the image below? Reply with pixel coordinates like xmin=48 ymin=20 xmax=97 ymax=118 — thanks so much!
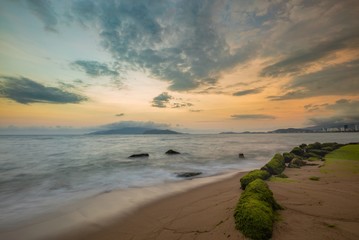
xmin=269 ymin=59 xmax=359 ymax=100
xmin=100 ymin=121 xmax=170 ymax=130
xmin=307 ymin=99 xmax=359 ymax=126
xmin=26 ymin=0 xmax=58 ymax=32
xmin=115 ymin=113 xmax=125 ymax=117
xmin=260 ymin=33 xmax=359 ymax=77
xmin=0 ymin=76 xmax=87 ymax=104
xmin=151 ymin=92 xmax=193 ymax=108
xmin=233 ymin=87 xmax=263 ymax=96
xmin=151 ymin=92 xmax=172 ymax=108
xmin=72 ymin=60 xmax=119 ymax=77
xmin=231 ymin=114 xmax=276 ymax=120
xmin=69 ymin=0 xmax=259 ymax=91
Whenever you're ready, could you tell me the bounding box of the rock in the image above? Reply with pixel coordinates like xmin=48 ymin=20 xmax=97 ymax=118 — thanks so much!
xmin=290 ymin=147 xmax=305 ymax=157
xmin=239 ymin=153 xmax=245 ymax=158
xmin=166 ymin=149 xmax=180 ymax=155
xmin=288 ymin=158 xmax=306 ymax=168
xmin=175 ymin=172 xmax=202 ymax=178
xmin=128 ymin=153 xmax=149 ymax=158
xmin=282 ymin=152 xmax=295 ymax=163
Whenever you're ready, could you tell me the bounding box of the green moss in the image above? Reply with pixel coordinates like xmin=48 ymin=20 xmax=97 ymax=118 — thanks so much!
xmin=282 ymin=152 xmax=295 ymax=163
xmin=307 ymin=156 xmax=320 ymax=162
xmin=234 ymin=199 xmax=274 ymax=240
xmin=309 ymin=176 xmax=320 ymax=181
xmin=240 ymin=170 xmax=271 ymax=189
xmin=307 ymin=142 xmax=322 ymax=150
xmin=290 ymin=147 xmax=305 ymax=157
xmin=234 ymin=179 xmax=279 ymax=240
xmin=261 ymin=153 xmax=286 ymax=175
xmin=240 ymin=179 xmax=281 ymax=210
xmin=307 ymin=149 xmax=329 ymax=157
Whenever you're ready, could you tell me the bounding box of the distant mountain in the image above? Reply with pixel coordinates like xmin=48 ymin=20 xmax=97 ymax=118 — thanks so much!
xmin=269 ymin=128 xmax=314 ymax=133
xmin=143 ymin=129 xmax=181 ymax=134
xmin=89 ymin=127 xmax=181 ymax=135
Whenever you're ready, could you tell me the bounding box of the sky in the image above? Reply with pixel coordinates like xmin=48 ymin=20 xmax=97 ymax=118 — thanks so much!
xmin=0 ymin=0 xmax=358 ymax=134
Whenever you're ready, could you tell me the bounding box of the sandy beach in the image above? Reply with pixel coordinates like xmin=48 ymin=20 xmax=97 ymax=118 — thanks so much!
xmin=55 ymin=147 xmax=359 ymax=240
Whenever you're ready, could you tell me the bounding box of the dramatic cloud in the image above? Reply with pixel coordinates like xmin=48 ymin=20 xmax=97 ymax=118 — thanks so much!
xmin=307 ymin=99 xmax=359 ymax=126
xmin=68 ymin=0 xmax=259 ymax=91
xmin=231 ymin=114 xmax=276 ymax=120
xmin=233 ymin=87 xmax=263 ymax=96
xmin=26 ymin=0 xmax=58 ymax=32
xmin=151 ymin=92 xmax=193 ymax=108
xmin=0 ymin=76 xmax=87 ymax=104
xmin=261 ymin=33 xmax=359 ymax=77
xmin=72 ymin=60 xmax=119 ymax=77
xmin=269 ymin=60 xmax=359 ymax=100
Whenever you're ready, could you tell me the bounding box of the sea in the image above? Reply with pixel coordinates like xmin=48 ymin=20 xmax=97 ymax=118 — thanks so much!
xmin=0 ymin=133 xmax=357 ymax=231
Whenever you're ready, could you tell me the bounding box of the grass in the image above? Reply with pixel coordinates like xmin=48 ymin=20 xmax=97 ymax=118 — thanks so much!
xmin=321 ymin=144 xmax=359 ymax=175
xmin=325 ymin=144 xmax=359 ymax=161
xmin=309 ymin=176 xmax=320 ymax=181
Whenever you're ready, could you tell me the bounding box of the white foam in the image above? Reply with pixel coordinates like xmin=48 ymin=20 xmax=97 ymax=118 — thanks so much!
xmin=0 ymin=171 xmax=243 ymax=240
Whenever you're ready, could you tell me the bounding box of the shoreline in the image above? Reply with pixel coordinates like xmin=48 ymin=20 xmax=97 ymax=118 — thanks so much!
xmin=0 ymin=170 xmax=249 ymax=240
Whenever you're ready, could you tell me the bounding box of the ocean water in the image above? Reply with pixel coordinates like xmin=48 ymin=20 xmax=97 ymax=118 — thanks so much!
xmin=0 ymin=133 xmax=357 ymax=230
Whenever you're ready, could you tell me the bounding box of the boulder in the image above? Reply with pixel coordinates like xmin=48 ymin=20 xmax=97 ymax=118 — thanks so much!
xmin=261 ymin=153 xmax=286 ymax=175
xmin=128 ymin=153 xmax=149 ymax=158
xmin=175 ymin=172 xmax=202 ymax=178
xmin=282 ymin=152 xmax=295 ymax=163
xmin=288 ymin=158 xmax=306 ymax=168
xmin=290 ymin=147 xmax=305 ymax=157
xmin=239 ymin=153 xmax=245 ymax=158
xmin=166 ymin=149 xmax=180 ymax=155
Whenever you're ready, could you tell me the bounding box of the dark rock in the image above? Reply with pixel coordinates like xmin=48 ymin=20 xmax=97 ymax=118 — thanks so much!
xmin=290 ymin=147 xmax=305 ymax=157
xmin=128 ymin=153 xmax=149 ymax=158
xmin=175 ymin=172 xmax=202 ymax=178
xmin=288 ymin=158 xmax=306 ymax=168
xmin=239 ymin=153 xmax=245 ymax=158
xmin=282 ymin=152 xmax=295 ymax=163
xmin=166 ymin=149 xmax=180 ymax=155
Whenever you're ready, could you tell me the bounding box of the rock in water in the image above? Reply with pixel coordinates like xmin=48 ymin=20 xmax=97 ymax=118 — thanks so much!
xmin=175 ymin=172 xmax=202 ymax=178
xmin=128 ymin=153 xmax=149 ymax=158
xmin=166 ymin=149 xmax=180 ymax=155
xmin=239 ymin=153 xmax=245 ymax=158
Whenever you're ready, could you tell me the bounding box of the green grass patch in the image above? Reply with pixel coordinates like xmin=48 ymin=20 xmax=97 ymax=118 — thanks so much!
xmin=261 ymin=153 xmax=285 ymax=175
xmin=309 ymin=176 xmax=320 ymax=181
xmin=234 ymin=179 xmax=280 ymax=240
xmin=325 ymin=144 xmax=359 ymax=161
xmin=321 ymin=144 xmax=359 ymax=176
xmin=240 ymin=170 xmax=270 ymax=190
xmin=276 ymin=173 xmax=288 ymax=178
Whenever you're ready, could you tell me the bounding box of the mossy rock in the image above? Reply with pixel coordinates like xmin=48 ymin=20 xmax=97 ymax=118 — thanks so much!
xmin=307 ymin=142 xmax=322 ymax=150
xmin=261 ymin=153 xmax=286 ymax=175
xmin=234 ymin=198 xmax=274 ymax=240
xmin=234 ymin=179 xmax=280 ymax=240
xmin=240 ymin=179 xmax=281 ymax=210
xmin=290 ymin=146 xmax=305 ymax=157
xmin=299 ymin=143 xmax=307 ymax=149
xmin=307 ymin=152 xmax=322 ymax=159
xmin=240 ymin=170 xmax=271 ymax=190
xmin=307 ymin=149 xmax=329 ymax=157
xmin=288 ymin=157 xmax=306 ymax=168
xmin=283 ymin=152 xmax=295 ymax=163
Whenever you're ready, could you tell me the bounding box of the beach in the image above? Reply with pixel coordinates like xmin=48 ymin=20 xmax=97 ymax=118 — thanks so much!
xmin=57 ymin=145 xmax=359 ymax=240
